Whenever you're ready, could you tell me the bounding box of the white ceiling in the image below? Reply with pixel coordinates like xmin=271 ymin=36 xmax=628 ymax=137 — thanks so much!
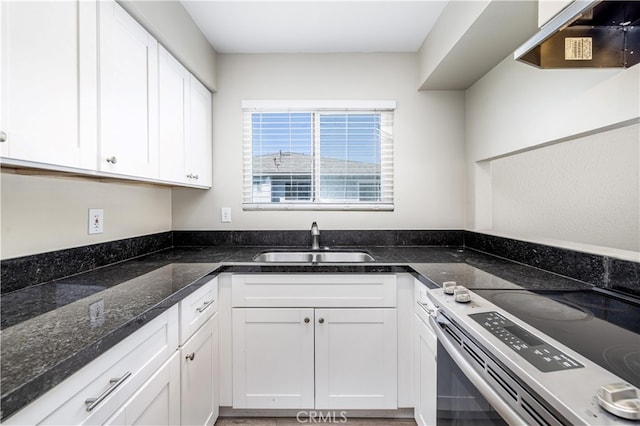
xmin=181 ymin=1 xmax=449 ymax=53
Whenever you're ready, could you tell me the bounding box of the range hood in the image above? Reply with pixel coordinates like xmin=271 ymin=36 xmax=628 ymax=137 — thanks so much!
xmin=514 ymin=0 xmax=640 ymax=68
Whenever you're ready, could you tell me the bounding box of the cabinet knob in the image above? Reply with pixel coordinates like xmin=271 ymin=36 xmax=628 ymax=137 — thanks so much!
xmin=106 ymin=156 xmax=118 ymax=164
xmin=318 ymin=318 xmax=325 ymax=324
xmin=0 ymin=131 xmax=7 ymax=143
xmin=187 ymin=173 xmax=199 ymax=180
xmin=186 ymin=352 xmax=195 ymax=361
xmin=304 ymin=317 xmax=310 ymax=323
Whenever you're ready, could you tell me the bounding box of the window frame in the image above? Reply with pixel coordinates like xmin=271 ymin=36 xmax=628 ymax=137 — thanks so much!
xmin=242 ymin=100 xmax=395 ymax=211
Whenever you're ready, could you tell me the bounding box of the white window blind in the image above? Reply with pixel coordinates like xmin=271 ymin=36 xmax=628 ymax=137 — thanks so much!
xmin=242 ymin=101 xmax=394 ymax=211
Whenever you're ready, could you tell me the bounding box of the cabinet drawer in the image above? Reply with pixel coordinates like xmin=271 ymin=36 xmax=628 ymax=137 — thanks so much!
xmin=231 ymin=274 xmax=397 ymax=308
xmin=180 ymin=277 xmax=217 ymax=344
xmin=4 ymin=306 xmax=179 ymax=426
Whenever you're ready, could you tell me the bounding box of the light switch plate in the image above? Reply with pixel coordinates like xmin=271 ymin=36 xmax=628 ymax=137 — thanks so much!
xmin=221 ymin=207 xmax=231 ymax=223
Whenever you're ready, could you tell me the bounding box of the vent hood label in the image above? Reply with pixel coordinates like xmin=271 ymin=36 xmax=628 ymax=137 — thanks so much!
xmin=565 ymin=37 xmax=593 ymax=60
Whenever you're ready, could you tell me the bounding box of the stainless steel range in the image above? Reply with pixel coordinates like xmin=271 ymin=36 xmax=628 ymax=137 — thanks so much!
xmin=424 ymin=285 xmax=640 ymax=425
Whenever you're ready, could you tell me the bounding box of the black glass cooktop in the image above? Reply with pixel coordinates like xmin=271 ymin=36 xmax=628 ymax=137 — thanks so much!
xmin=473 ymin=288 xmax=640 ymax=389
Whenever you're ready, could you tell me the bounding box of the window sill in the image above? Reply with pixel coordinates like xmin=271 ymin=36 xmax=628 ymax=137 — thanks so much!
xmin=242 ymin=203 xmax=394 ymax=212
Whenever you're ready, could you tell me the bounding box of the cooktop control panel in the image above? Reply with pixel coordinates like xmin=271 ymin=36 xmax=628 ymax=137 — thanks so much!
xmin=469 ymin=311 xmax=584 ymax=372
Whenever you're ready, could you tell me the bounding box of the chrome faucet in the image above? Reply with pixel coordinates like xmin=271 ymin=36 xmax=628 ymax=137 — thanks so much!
xmin=311 ymin=221 xmax=320 ymax=250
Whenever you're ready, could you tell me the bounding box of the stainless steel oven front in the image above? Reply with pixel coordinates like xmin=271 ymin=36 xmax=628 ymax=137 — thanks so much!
xmin=424 ymin=287 xmax=640 ymax=426
xmin=430 ymin=310 xmax=563 ymax=425
xmin=433 ymin=322 xmax=510 ymax=424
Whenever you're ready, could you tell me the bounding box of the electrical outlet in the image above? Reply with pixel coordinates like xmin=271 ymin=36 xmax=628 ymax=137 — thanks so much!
xmin=89 ymin=299 xmax=105 ymax=327
xmin=221 ymin=207 xmax=232 ymax=223
xmin=88 ymin=209 xmax=104 ymax=234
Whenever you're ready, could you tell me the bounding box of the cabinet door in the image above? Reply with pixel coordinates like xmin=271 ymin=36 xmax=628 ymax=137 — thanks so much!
xmin=315 ymin=308 xmax=397 ymax=410
xmin=98 ymin=0 xmax=158 ymax=178
xmin=414 ymin=314 xmax=437 ymax=426
xmin=104 ymin=353 xmax=180 ymax=426
xmin=158 ymin=45 xmax=189 ymax=184
xmin=185 ymin=76 xmax=212 ymax=187
xmin=232 ymin=308 xmax=314 ymax=409
xmin=181 ymin=314 xmax=219 ymax=426
xmin=0 ymin=1 xmax=96 ymax=168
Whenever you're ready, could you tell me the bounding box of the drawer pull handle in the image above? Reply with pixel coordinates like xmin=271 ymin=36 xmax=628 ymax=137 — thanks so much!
xmin=186 ymin=352 xmax=195 ymax=361
xmin=196 ymin=299 xmax=214 ymax=313
xmin=85 ymin=371 xmax=131 ymax=412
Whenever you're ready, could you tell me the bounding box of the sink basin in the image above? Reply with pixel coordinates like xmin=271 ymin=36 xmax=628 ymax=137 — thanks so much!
xmin=315 ymin=251 xmax=375 ymax=263
xmin=253 ymin=251 xmax=314 ymax=263
xmin=253 ymin=250 xmax=375 ymax=263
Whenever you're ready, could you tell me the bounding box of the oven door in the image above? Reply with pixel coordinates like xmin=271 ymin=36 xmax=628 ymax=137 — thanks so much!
xmin=429 ymin=315 xmax=526 ymax=425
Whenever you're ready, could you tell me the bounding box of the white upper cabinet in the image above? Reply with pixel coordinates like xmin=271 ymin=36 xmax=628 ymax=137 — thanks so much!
xmin=186 ymin=76 xmax=212 ymax=187
xmin=0 ymin=1 xmax=97 ymax=169
xmin=1 ymin=0 xmax=211 ymax=187
xmin=158 ymin=46 xmax=212 ymax=187
xmin=158 ymin=46 xmax=189 ymax=184
xmin=98 ymin=0 xmax=159 ymax=179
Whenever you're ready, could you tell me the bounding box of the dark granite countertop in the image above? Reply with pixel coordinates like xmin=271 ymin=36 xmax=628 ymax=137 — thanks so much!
xmin=0 ymin=245 xmax=592 ymax=420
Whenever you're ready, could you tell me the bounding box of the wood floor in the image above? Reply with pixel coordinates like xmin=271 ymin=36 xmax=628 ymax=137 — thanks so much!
xmin=215 ymin=418 xmax=417 ymax=425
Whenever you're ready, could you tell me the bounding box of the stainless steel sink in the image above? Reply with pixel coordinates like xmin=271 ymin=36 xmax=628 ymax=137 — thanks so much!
xmin=253 ymin=250 xmax=374 ymax=263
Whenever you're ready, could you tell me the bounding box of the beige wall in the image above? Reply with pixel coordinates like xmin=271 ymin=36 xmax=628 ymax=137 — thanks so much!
xmin=465 ymin=56 xmax=640 ymax=257
xmin=1 ymin=173 xmax=172 ymax=259
xmin=491 ymin=123 xmax=639 ymax=252
xmin=172 ymin=53 xmax=466 ymax=231
xmin=418 ymin=0 xmax=490 ymax=88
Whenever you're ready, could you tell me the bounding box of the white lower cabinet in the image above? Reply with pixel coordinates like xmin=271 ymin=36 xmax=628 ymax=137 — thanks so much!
xmin=4 ymin=306 xmax=179 ymax=426
xmin=104 ymin=353 xmax=181 ymax=426
xmin=230 ymin=274 xmax=398 ymax=411
xmin=414 ymin=314 xmax=437 ymax=426
xmin=181 ymin=314 xmax=219 ymax=426
xmin=232 ymin=307 xmax=397 ymax=410
xmin=4 ymin=277 xmax=220 ymax=426
xmin=232 ymin=308 xmax=315 ymax=409
xmin=414 ymin=281 xmax=437 ymax=426
xmin=315 ymin=308 xmax=398 ymax=410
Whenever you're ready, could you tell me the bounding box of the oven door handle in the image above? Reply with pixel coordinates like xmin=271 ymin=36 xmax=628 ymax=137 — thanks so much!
xmin=429 ymin=315 xmax=528 ymax=426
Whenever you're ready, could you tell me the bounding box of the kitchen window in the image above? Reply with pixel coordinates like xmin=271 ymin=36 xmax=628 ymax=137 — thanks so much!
xmin=242 ymin=100 xmax=395 ymax=211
